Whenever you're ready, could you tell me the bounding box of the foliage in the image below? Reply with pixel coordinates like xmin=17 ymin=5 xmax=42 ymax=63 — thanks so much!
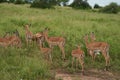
xmin=14 ymin=0 xmax=25 ymax=4
xmin=30 ymin=0 xmax=57 ymax=9
xmin=0 ymin=3 xmax=120 ymax=79
xmin=94 ymin=4 xmax=101 ymax=8
xmin=0 ymin=0 xmax=6 ymax=3
xmin=69 ymin=0 xmax=91 ymax=9
xmin=9 ymin=0 xmax=15 ymax=3
xmin=100 ymin=2 xmax=119 ymax=14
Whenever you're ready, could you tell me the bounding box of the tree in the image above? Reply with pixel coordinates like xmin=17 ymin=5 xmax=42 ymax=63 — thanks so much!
xmin=14 ymin=0 xmax=25 ymax=4
xmin=0 ymin=0 xmax=7 ymax=3
xmin=30 ymin=0 xmax=69 ymax=8
xmin=94 ymin=4 xmax=101 ymax=8
xmin=100 ymin=2 xmax=119 ymax=14
xmin=69 ymin=0 xmax=91 ymax=9
xmin=31 ymin=0 xmax=57 ymax=9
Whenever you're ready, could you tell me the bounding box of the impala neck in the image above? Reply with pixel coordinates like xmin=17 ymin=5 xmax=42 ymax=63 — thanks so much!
xmin=44 ymin=31 xmax=49 ymax=42
xmin=25 ymin=26 xmax=33 ymax=35
xmin=84 ymin=35 xmax=89 ymax=47
xmin=39 ymin=40 xmax=43 ymax=50
xmin=90 ymin=32 xmax=96 ymax=43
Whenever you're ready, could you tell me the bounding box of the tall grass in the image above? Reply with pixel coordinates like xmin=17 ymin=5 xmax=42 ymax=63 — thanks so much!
xmin=0 ymin=3 xmax=120 ymax=79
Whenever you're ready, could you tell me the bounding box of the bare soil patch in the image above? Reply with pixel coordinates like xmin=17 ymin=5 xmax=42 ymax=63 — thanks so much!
xmin=55 ymin=69 xmax=120 ymax=80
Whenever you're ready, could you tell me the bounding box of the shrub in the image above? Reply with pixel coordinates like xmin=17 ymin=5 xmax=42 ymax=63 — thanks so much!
xmin=30 ymin=0 xmax=57 ymax=9
xmin=70 ymin=0 xmax=91 ymax=9
xmin=94 ymin=4 xmax=101 ymax=8
xmin=9 ymin=0 xmax=15 ymax=3
xmin=14 ymin=0 xmax=25 ymax=4
xmin=100 ymin=2 xmax=119 ymax=14
xmin=0 ymin=0 xmax=7 ymax=3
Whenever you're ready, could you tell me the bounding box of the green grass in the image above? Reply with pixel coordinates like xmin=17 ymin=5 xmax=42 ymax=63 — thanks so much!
xmin=0 ymin=3 xmax=120 ymax=80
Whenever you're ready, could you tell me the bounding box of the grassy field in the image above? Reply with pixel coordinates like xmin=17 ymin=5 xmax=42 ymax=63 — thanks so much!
xmin=0 ymin=3 xmax=120 ymax=80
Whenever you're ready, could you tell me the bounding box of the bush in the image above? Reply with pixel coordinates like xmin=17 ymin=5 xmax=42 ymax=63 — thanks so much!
xmin=14 ymin=0 xmax=25 ymax=4
xmin=70 ymin=0 xmax=91 ymax=9
xmin=9 ymin=0 xmax=15 ymax=3
xmin=30 ymin=0 xmax=57 ymax=9
xmin=100 ymin=2 xmax=119 ymax=14
xmin=0 ymin=0 xmax=7 ymax=3
xmin=94 ymin=4 xmax=101 ymax=8
xmin=80 ymin=1 xmax=91 ymax=9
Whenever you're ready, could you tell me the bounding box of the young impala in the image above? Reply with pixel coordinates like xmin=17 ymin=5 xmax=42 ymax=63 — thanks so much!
xmin=43 ymin=28 xmax=66 ymax=59
xmin=71 ymin=45 xmax=84 ymax=74
xmin=39 ymin=38 xmax=52 ymax=62
xmin=84 ymin=34 xmax=110 ymax=70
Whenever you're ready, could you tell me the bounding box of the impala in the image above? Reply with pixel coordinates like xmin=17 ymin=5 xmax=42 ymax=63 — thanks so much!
xmin=24 ymin=24 xmax=34 ymax=45
xmin=24 ymin=24 xmax=43 ymax=45
xmin=43 ymin=28 xmax=66 ymax=59
xmin=39 ymin=38 xmax=52 ymax=62
xmin=71 ymin=45 xmax=84 ymax=74
xmin=84 ymin=34 xmax=110 ymax=70
xmin=10 ymin=29 xmax=22 ymax=48
xmin=0 ymin=30 xmax=22 ymax=48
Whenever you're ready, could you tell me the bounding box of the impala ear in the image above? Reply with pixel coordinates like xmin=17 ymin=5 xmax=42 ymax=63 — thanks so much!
xmin=44 ymin=27 xmax=50 ymax=31
xmin=29 ymin=24 xmax=31 ymax=27
xmin=48 ymin=28 xmax=50 ymax=31
xmin=45 ymin=27 xmax=48 ymax=30
xmin=91 ymin=32 xmax=95 ymax=34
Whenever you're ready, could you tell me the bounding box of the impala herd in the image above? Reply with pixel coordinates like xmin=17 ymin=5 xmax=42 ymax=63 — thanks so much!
xmin=0 ymin=24 xmax=111 ymax=74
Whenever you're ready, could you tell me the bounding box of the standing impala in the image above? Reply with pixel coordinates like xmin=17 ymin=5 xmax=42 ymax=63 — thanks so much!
xmin=84 ymin=34 xmax=110 ymax=70
xmin=43 ymin=28 xmax=66 ymax=59
xmin=24 ymin=24 xmax=34 ymax=45
xmin=71 ymin=45 xmax=85 ymax=74
xmin=24 ymin=24 xmax=43 ymax=45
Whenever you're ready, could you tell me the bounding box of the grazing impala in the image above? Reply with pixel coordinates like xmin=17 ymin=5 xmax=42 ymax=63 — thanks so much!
xmin=10 ymin=29 xmax=22 ymax=48
xmin=43 ymin=28 xmax=66 ymax=59
xmin=0 ymin=30 xmax=22 ymax=48
xmin=39 ymin=38 xmax=52 ymax=62
xmin=84 ymin=34 xmax=110 ymax=70
xmin=3 ymin=32 xmax=11 ymax=38
xmin=71 ymin=45 xmax=84 ymax=74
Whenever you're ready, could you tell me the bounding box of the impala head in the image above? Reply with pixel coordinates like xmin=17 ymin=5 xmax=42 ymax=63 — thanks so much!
xmin=83 ymin=34 xmax=89 ymax=45
xmin=13 ymin=29 xmax=20 ymax=37
xmin=90 ymin=32 xmax=96 ymax=42
xmin=77 ymin=45 xmax=81 ymax=49
xmin=43 ymin=27 xmax=50 ymax=35
xmin=24 ymin=24 xmax=31 ymax=30
xmin=3 ymin=32 xmax=11 ymax=38
xmin=83 ymin=34 xmax=88 ymax=41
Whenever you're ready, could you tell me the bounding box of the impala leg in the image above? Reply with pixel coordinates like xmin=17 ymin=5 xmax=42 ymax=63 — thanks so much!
xmin=72 ymin=57 xmax=75 ymax=68
xmin=76 ymin=58 xmax=78 ymax=69
xmin=106 ymin=49 xmax=110 ymax=68
xmin=102 ymin=50 xmax=109 ymax=71
xmin=78 ymin=57 xmax=84 ymax=75
xmin=94 ymin=53 xmax=97 ymax=60
xmin=59 ymin=45 xmax=65 ymax=59
xmin=89 ymin=50 xmax=94 ymax=61
xmin=49 ymin=53 xmax=52 ymax=63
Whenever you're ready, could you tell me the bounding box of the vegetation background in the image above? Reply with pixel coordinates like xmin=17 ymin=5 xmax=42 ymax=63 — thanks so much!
xmin=0 ymin=2 xmax=120 ymax=80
